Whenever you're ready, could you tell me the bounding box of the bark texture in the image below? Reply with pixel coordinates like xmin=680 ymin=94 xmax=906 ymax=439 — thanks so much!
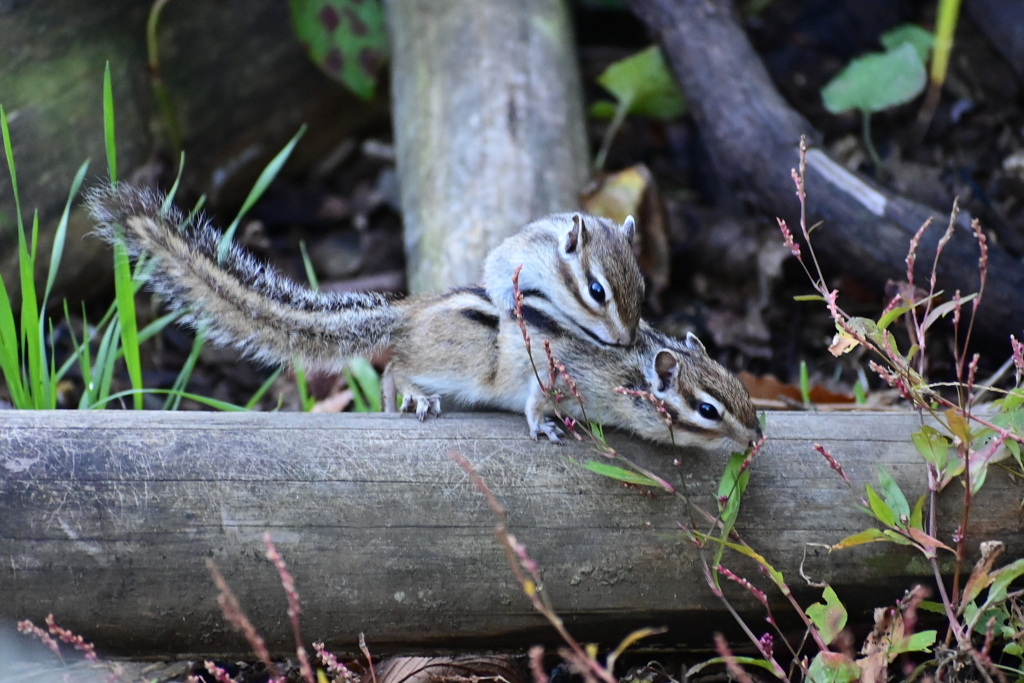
xmin=386 ymin=0 xmax=590 ymax=293
xmin=2 ymin=410 xmax=1021 ymax=657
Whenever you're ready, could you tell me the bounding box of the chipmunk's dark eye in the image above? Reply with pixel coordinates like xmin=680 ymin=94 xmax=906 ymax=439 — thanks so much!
xmin=588 ymin=280 xmax=606 ymax=305
xmin=698 ymin=402 xmax=721 ymax=420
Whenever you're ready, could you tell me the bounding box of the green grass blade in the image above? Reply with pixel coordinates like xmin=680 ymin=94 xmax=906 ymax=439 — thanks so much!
xmin=103 ymin=61 xmax=117 ymax=184
xmin=72 ymin=303 xmax=96 ymax=409
xmin=43 ymin=160 xmax=90 ymax=313
xmin=345 ymin=357 xmax=381 ymax=412
xmin=0 ymin=105 xmax=28 ymax=406
xmin=162 ymin=151 xmax=186 ymax=214
xmin=1 ymin=106 xmax=25 ymax=236
xmin=931 ymin=0 xmax=962 ymax=87
xmin=218 ymin=124 xmax=307 ymax=261
xmin=112 ymin=225 xmax=143 ymax=409
xmin=299 ymin=239 xmax=319 ymax=290
xmin=137 ymin=308 xmax=183 ymax=346
xmin=48 ymin=318 xmax=58 ymax=404
xmin=91 ymin=388 xmax=247 ymax=412
xmin=163 ymin=326 xmax=205 ymax=410
xmin=188 ymin=194 xmax=206 ymax=222
xmin=293 ymin=358 xmax=315 ymax=411
xmin=20 ymin=211 xmax=48 ymax=407
xmin=94 ymin=318 xmax=120 ymax=408
xmin=55 ymin=301 xmax=84 ymax=382
xmin=0 ymin=260 xmax=26 ymax=406
xmin=39 ymin=158 xmax=90 ymax=358
xmin=342 ymin=367 xmax=368 ymax=412
xmin=245 ymin=366 xmax=284 ymax=410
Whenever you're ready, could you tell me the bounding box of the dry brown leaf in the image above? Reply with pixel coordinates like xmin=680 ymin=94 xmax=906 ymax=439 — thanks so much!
xmin=737 ymin=372 xmax=855 ymax=404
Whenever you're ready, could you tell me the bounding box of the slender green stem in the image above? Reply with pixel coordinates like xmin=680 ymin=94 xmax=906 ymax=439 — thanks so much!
xmin=593 ymin=98 xmax=631 ymax=173
xmin=861 ymin=111 xmax=883 ymax=170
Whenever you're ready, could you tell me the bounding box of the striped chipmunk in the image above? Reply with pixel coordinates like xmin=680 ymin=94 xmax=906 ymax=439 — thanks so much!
xmin=86 ymin=183 xmax=759 ymax=449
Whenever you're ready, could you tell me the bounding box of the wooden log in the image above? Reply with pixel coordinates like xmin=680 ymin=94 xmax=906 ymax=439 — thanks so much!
xmin=385 ymin=0 xmax=590 ymax=294
xmin=1 ymin=410 xmax=1020 ymax=658
xmin=625 ymin=0 xmax=1024 ymax=347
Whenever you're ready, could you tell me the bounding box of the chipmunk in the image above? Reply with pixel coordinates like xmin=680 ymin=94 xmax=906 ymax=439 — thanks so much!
xmin=390 ymin=293 xmax=761 ymax=448
xmin=87 ymin=183 xmax=759 ymax=448
xmin=483 ymin=213 xmax=640 ymax=346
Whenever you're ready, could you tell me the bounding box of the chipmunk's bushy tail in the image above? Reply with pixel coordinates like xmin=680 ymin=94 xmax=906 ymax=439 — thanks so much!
xmin=86 ymin=182 xmax=403 ymax=372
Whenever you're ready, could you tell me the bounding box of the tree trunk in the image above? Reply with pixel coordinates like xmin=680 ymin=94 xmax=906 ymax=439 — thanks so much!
xmin=386 ymin=0 xmax=590 ymax=293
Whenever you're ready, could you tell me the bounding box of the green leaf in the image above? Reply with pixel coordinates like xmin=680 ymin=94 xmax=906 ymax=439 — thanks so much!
xmin=589 ymin=100 xmax=619 ymax=120
xmin=877 ymin=303 xmax=915 ymax=330
xmin=685 ymin=657 xmax=782 ymax=679
xmin=583 ymin=461 xmax=660 ymax=487
xmin=289 ymin=0 xmax=388 ymax=100
xmin=821 ymin=43 xmax=927 ymax=115
xmin=793 ymin=294 xmax=827 ymax=302
xmin=596 ymin=45 xmax=687 ymax=119
xmin=865 ymin=484 xmax=896 ymax=527
xmin=913 ymin=426 xmax=949 ymax=472
xmin=921 ymin=293 xmax=976 ymax=334
xmin=717 ymin=450 xmax=751 ymax=530
xmin=876 ymin=466 xmax=911 ymax=524
xmin=988 ymin=558 xmax=1024 ymax=604
xmin=882 ymin=529 xmax=915 ymax=546
xmin=831 ymin=527 xmax=889 ymax=550
xmin=909 ymin=494 xmax=925 ymax=531
xmin=808 ymin=651 xmax=860 ymax=683
xmin=880 ymin=24 xmax=935 ymax=64
xmin=693 ymin=531 xmax=785 ymax=588
xmin=806 ymin=586 xmax=848 ymax=645
xmin=917 ymin=600 xmax=947 ymax=614
xmin=890 ymin=629 xmax=936 ymax=656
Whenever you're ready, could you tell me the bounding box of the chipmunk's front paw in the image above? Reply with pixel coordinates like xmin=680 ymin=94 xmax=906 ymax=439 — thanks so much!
xmin=530 ymin=419 xmax=563 ymax=443
xmin=400 ymin=394 xmax=442 ymax=421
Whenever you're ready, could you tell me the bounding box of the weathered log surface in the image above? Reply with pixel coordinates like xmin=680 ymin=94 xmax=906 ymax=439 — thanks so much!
xmin=385 ymin=0 xmax=590 ymax=293
xmin=626 ymin=0 xmax=1024 ymax=347
xmin=1 ymin=410 xmax=1021 ymax=658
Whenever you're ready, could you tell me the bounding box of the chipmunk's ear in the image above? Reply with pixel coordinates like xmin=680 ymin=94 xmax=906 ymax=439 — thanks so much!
xmin=685 ymin=332 xmax=706 ymax=353
xmin=620 ymin=215 xmax=636 ymax=244
xmin=653 ymin=349 xmax=680 ymax=393
xmin=564 ymin=213 xmax=586 ymax=255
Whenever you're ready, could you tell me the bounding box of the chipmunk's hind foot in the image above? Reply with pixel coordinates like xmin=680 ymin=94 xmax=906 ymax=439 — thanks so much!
xmin=530 ymin=419 xmax=563 ymax=443
xmin=400 ymin=394 xmax=442 ymax=421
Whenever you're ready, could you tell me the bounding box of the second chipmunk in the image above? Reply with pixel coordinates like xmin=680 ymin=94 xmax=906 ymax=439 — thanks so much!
xmin=87 ymin=183 xmax=759 ymax=449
